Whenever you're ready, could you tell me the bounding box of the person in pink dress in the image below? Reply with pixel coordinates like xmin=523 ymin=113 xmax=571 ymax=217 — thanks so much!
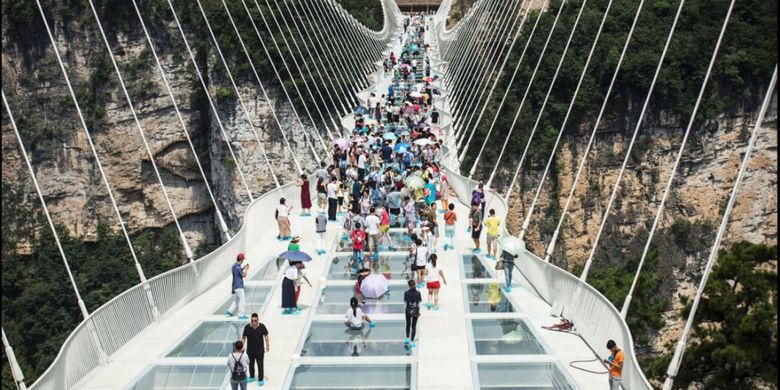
xmin=297 ymin=174 xmax=312 ymax=216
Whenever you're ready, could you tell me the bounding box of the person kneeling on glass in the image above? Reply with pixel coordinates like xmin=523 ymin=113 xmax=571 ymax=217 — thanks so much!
xmin=345 ymin=297 xmax=375 ymax=330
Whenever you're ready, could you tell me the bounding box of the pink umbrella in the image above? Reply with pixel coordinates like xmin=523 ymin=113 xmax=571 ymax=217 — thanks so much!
xmin=429 ymin=126 xmax=443 ymax=136
xmin=360 ymin=273 xmax=389 ymax=299
xmin=333 ymin=138 xmax=349 ymax=150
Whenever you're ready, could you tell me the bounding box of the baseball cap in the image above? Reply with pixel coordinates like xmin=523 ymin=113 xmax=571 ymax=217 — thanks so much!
xmin=237 ymin=252 xmax=245 ymax=261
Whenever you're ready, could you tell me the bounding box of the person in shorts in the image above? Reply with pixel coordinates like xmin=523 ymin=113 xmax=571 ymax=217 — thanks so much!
xmin=484 ymin=209 xmax=501 ymax=259
xmin=469 ymin=201 xmax=483 ymax=253
xmin=424 ymin=254 xmax=446 ymax=310
xmin=443 ymin=203 xmax=457 ymax=251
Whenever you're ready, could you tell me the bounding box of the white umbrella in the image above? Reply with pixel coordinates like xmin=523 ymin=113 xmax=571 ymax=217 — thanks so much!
xmin=499 ymin=236 xmax=525 ymax=256
xmin=360 ymin=274 xmax=389 ymax=299
xmin=413 ymin=138 xmax=434 ymax=146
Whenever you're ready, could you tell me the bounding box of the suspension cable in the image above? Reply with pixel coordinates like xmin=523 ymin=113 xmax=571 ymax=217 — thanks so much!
xmin=621 ymin=0 xmax=736 ymax=317
xmin=504 ymin=0 xmax=593 ymax=233
xmin=130 ymin=0 xmax=231 ymax=241
xmin=219 ymin=0 xmax=305 ymax=175
xmin=242 ymin=0 xmax=323 ymax=163
xmin=165 ymin=0 xmax=258 ymax=199
xmin=1 ymin=327 xmax=27 ymax=390
xmin=2 ymin=90 xmax=90 ymax=320
xmin=467 ymin=0 xmax=548 ymax=183
xmin=543 ymin=0 xmax=646 ymax=265
xmin=258 ymin=0 xmax=330 ymax=149
xmin=515 ymin=0 xmax=614 ymax=246
xmin=580 ymin=0 xmax=688 ymax=282
xmin=88 ymin=0 xmax=195 ymax=263
xmin=485 ymin=1 xmax=568 ymax=191
xmin=662 ymin=65 xmax=777 ymax=390
xmin=34 ymin=0 xmax=155 ymax=297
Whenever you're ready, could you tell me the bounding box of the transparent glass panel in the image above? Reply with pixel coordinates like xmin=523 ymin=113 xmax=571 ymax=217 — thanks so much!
xmin=300 ymin=321 xmax=412 ymax=357
xmin=129 ymin=365 xmax=228 ymax=389
xmin=471 ymin=319 xmax=545 ymax=355
xmin=336 ymin=230 xmax=413 ymax=252
xmin=477 ymin=362 xmax=575 ymax=389
xmin=249 ymin=258 xmax=283 ymax=280
xmin=465 ymin=283 xmax=514 ymax=313
xmin=317 ymin=284 xmax=408 ymax=314
xmin=462 ymin=255 xmax=490 ymax=279
xmin=289 ymin=364 xmax=412 ymax=389
xmin=167 ymin=321 xmax=244 ymax=357
xmin=328 ymin=254 xmax=414 ymax=281
xmin=214 ymin=286 xmax=271 ymax=315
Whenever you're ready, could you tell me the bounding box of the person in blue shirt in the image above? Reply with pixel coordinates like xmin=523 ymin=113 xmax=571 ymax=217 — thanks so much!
xmin=423 ymin=178 xmax=437 ymax=209
xmin=227 ymin=252 xmax=250 ymax=320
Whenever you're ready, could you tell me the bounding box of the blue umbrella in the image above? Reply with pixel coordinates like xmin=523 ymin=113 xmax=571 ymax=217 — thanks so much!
xmin=394 ymin=142 xmax=409 ymax=153
xmin=278 ymin=250 xmax=313 ymax=262
xmin=355 ymin=106 xmax=369 ymax=115
xmin=383 ymin=132 xmax=398 ymax=141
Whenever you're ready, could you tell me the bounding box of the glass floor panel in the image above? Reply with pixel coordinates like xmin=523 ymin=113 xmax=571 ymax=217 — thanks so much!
xmin=476 ymin=363 xmax=574 ymax=389
xmin=471 ymin=319 xmax=545 ymax=355
xmin=336 ymin=230 xmax=414 ymax=252
xmin=317 ymin=284 xmax=408 ymax=314
xmin=289 ymin=364 xmax=413 ymax=389
xmin=465 ymin=283 xmax=515 ymax=313
xmin=167 ymin=321 xmax=244 ymax=357
xmin=462 ymin=254 xmax=491 ymax=279
xmin=249 ymin=258 xmax=283 ymax=280
xmin=328 ymin=254 xmax=414 ymax=281
xmin=213 ymin=285 xmax=271 ymax=315
xmin=300 ymin=321 xmax=412 ymax=357
xmin=127 ymin=364 xmax=228 ymax=389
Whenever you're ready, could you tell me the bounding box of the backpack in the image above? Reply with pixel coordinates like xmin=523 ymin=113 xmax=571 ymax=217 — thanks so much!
xmin=230 ymin=352 xmax=247 ymax=381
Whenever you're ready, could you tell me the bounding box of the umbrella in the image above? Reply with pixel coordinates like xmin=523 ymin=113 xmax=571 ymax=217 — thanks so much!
xmin=360 ymin=273 xmax=389 ymax=299
xmin=333 ymin=138 xmax=349 ymax=150
xmin=403 ymin=106 xmax=416 ymax=116
xmin=400 ymin=130 xmax=410 ymax=136
xmin=400 ymin=63 xmax=412 ymax=69
xmin=351 ymin=136 xmax=368 ymax=145
xmin=409 ymin=91 xmax=423 ymax=98
xmin=383 ymin=132 xmax=398 ymax=141
xmin=355 ymin=106 xmax=369 ymax=115
xmin=413 ymin=138 xmax=434 ymax=146
xmin=362 ymin=298 xmax=391 ymax=314
xmin=278 ymin=250 xmax=313 ymax=262
xmin=393 ymin=142 xmax=409 ymax=153
xmin=404 ymin=176 xmax=424 ymax=189
xmin=499 ymin=236 xmax=525 ymax=256
xmin=429 ymin=126 xmax=443 ymax=136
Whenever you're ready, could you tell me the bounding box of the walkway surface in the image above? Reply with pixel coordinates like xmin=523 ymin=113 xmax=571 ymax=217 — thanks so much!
xmin=76 ymin=14 xmax=607 ymax=390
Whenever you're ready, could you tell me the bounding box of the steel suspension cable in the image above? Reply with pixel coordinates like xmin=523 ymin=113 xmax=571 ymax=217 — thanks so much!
xmin=220 ymin=0 xmax=306 ymax=175
xmin=452 ymin=0 xmax=524 ymax=139
xmin=662 ymin=66 xmax=777 ymax=390
xmin=580 ymin=0 xmax=688 ymax=282
xmin=484 ymin=1 xmax=567 ymax=192
xmin=88 ymin=0 xmax=196 ymax=264
xmin=466 ymin=0 xmax=547 ymax=182
xmin=258 ymin=0 xmax=331 ymax=147
xmin=620 ymin=0 xmax=736 ymax=317
xmin=247 ymin=0 xmax=327 ymax=156
xmin=3 ymin=90 xmax=91 ymax=321
xmin=542 ymin=1 xmax=646 ymax=265
xmin=456 ymin=0 xmax=531 ymax=154
xmin=308 ymin=0 xmax=369 ymax=84
xmin=510 ymin=0 xmax=613 ymax=244
xmin=34 ymin=0 xmax=163 ymax=317
xmin=1 ymin=327 xmax=27 ymax=390
xmin=130 ymin=0 xmax=231 ymax=241
xmin=320 ymin=0 xmax=376 ymax=78
xmin=271 ymin=0 xmax=343 ymax=132
xmin=164 ymin=0 xmax=258 ymax=199
xmin=442 ymin=0 xmax=492 ymax=89
xmin=502 ymin=0 xmax=590 ymax=208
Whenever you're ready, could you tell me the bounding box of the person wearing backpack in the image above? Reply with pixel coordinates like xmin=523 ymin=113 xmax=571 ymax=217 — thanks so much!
xmin=403 ymin=279 xmax=422 ymax=349
xmin=227 ymin=340 xmax=250 ymax=390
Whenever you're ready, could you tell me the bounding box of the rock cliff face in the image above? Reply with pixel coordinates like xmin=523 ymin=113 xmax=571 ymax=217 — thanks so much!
xmin=1 ymin=11 xmax=319 ymax=251
xmin=502 ymin=96 xmax=777 ymax=354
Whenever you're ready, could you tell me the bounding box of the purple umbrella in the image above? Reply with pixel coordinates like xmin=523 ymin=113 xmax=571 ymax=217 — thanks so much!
xmin=333 ymin=138 xmax=349 ymax=150
xmin=360 ymin=273 xmax=389 ymax=299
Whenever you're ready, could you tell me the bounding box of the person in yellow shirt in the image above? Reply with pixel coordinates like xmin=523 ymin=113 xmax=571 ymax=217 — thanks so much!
xmin=604 ymin=340 xmax=624 ymax=390
xmin=484 ymin=209 xmax=501 ymax=260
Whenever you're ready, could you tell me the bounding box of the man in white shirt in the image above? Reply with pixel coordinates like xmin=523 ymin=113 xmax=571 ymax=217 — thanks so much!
xmin=357 ymin=151 xmax=368 ymax=181
xmin=327 ymin=179 xmax=338 ymax=221
xmin=364 ymin=207 xmax=381 ymax=258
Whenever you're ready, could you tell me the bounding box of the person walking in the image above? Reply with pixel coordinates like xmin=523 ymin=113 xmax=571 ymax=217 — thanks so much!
xmin=469 ymin=202 xmax=483 ymax=253
xmin=327 ymin=177 xmax=338 ymax=221
xmin=276 ymin=198 xmax=293 ymax=241
xmin=485 ymin=209 xmax=501 ymax=259
xmin=315 ymin=211 xmax=328 ymax=255
xmin=403 ymin=279 xmax=422 ymax=348
xmin=439 ymin=175 xmax=450 ymax=213
xmin=604 ymin=340 xmax=624 ymax=390
xmin=500 ymin=249 xmax=518 ymax=293
xmin=350 ymin=222 xmax=366 ymax=271
xmin=424 ymin=254 xmax=446 ymax=310
xmin=365 ymin=207 xmax=381 ymax=259
xmin=297 ymin=174 xmax=312 ymax=216
xmin=443 ymin=203 xmax=457 ymax=251
xmin=242 ymin=313 xmax=269 ymax=386
xmin=344 ymin=297 xmax=374 ymax=330
xmin=282 ymin=261 xmax=303 ymax=315
xmin=227 ymin=340 xmax=250 ymax=390
xmin=226 ymin=253 xmax=249 ymax=320
xmin=472 ymin=182 xmax=486 ymax=217
xmin=316 ymin=177 xmax=327 ymax=212
xmin=413 ymin=238 xmax=428 ymax=288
